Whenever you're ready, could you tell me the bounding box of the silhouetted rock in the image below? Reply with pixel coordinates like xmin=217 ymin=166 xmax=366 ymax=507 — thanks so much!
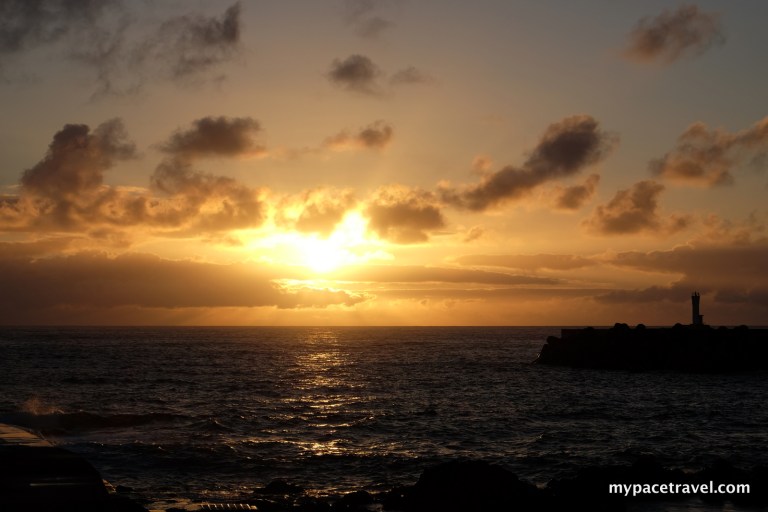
xmin=403 ymin=460 xmax=541 ymax=511
xmin=254 ymin=478 xmax=306 ymax=495
xmin=332 ymin=490 xmax=373 ymax=511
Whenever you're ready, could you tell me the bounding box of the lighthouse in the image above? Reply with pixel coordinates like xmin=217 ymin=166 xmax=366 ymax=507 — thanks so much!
xmin=691 ymin=292 xmax=704 ymax=326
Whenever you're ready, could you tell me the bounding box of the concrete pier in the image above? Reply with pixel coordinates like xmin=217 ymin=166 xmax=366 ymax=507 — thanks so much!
xmin=0 ymin=423 xmax=145 ymax=511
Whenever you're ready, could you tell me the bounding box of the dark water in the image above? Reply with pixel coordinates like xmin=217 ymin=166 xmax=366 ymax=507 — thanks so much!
xmin=1 ymin=326 xmax=767 ymax=508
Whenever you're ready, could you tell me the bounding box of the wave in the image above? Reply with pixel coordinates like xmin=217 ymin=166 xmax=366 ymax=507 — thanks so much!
xmin=0 ymin=410 xmax=183 ymax=435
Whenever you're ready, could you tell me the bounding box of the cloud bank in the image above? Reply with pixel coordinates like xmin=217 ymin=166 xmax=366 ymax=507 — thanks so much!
xmin=0 ymin=248 xmax=365 ymax=312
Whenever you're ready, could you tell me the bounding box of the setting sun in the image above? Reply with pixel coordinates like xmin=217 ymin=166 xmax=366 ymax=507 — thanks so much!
xmin=252 ymin=212 xmax=389 ymax=274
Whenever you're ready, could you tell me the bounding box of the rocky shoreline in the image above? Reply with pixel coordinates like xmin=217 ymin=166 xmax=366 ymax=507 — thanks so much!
xmin=4 ymin=420 xmax=765 ymax=512
xmin=115 ymin=457 xmax=768 ymax=512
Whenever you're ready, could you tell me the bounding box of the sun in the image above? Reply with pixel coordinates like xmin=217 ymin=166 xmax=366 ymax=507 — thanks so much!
xmin=252 ymin=212 xmax=389 ymax=274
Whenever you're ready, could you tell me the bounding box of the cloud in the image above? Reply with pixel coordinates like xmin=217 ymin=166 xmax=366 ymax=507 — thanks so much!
xmin=583 ymin=180 xmax=691 ymax=235
xmin=470 ymin=155 xmax=494 ymax=175
xmin=323 ymin=120 xmax=393 ymax=151
xmin=277 ymin=188 xmax=357 ymax=236
xmin=440 ymin=115 xmax=616 ymax=211
xmin=149 ymin=161 xmax=264 ymax=232
xmin=20 ymin=119 xmax=136 ymax=199
xmin=329 ymin=264 xmax=559 ymax=285
xmin=365 ymin=186 xmax=445 ymax=243
xmin=1 ymin=1 xmax=241 ymax=95
xmin=463 ymin=226 xmax=484 ymax=243
xmin=623 ymin=4 xmax=724 ymax=64
xmin=597 ymin=240 xmax=768 ymax=309
xmin=390 ymin=66 xmax=435 ymax=86
xmin=160 ymin=116 xmax=264 ymax=160
xmin=142 ymin=115 xmax=267 ymax=232
xmin=327 ymin=55 xmax=433 ymax=96
xmin=0 ymin=249 xmax=366 ymax=312
xmin=0 ymin=117 xmax=266 ymax=234
xmin=650 ymin=117 xmax=768 ymax=187
xmin=0 ymin=0 xmax=120 ymax=57
xmin=343 ymin=0 xmax=395 ymax=39
xmin=328 ymin=54 xmax=382 ymax=95
xmin=553 ymin=173 xmax=600 ymax=210
xmin=136 ymin=2 xmax=241 ymax=82
xmin=455 ymin=253 xmax=596 ymax=271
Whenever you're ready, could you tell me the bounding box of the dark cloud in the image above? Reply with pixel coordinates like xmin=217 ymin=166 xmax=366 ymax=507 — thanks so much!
xmin=623 ymin=4 xmax=724 ymax=64
xmin=0 ymin=0 xmax=118 ymax=56
xmin=21 ymin=118 xmax=136 ymax=199
xmin=138 ymin=2 xmax=241 ymax=81
xmin=328 ymin=54 xmax=382 ymax=95
xmin=440 ymin=115 xmax=616 ymax=211
xmin=455 ymin=253 xmax=596 ymax=271
xmin=365 ymin=187 xmax=445 ymax=243
xmin=553 ymin=173 xmax=600 ymax=210
xmin=583 ymin=180 xmax=691 ymax=235
xmin=330 ymin=264 xmax=559 ymax=286
xmin=0 ymin=117 xmax=265 ymax=234
xmin=160 ymin=116 xmax=263 ymax=160
xmin=0 ymin=249 xmax=366 ymax=313
xmin=324 ymin=120 xmax=393 ymax=150
xmin=1 ymin=1 xmax=241 ymax=95
xmin=343 ymin=0 xmax=395 ymax=39
xmin=650 ymin=117 xmax=768 ymax=187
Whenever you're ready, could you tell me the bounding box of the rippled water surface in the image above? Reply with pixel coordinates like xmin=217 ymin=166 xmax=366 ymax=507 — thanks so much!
xmin=1 ymin=326 xmax=767 ymax=507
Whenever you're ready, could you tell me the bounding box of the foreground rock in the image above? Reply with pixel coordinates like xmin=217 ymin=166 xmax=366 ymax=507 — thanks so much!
xmin=236 ymin=458 xmax=768 ymax=512
xmin=0 ymin=423 xmax=148 ymax=511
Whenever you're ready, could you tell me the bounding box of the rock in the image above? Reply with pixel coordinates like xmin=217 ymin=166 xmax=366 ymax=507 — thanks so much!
xmin=403 ymin=460 xmax=541 ymax=511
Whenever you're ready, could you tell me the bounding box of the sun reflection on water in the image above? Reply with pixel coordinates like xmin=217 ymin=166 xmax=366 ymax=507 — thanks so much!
xmin=277 ymin=330 xmax=367 ymax=458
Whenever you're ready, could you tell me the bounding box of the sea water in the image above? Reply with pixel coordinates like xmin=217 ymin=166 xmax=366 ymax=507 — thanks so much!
xmin=1 ymin=326 xmax=767 ymax=509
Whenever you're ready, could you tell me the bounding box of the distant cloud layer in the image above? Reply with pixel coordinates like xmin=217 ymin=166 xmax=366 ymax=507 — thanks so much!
xmin=0 ymin=248 xmax=365 ymax=312
xmin=456 ymin=253 xmax=596 ymax=271
xmin=623 ymin=4 xmax=724 ymax=64
xmin=583 ymin=180 xmax=690 ymax=235
xmin=598 ymin=240 xmax=768 ymax=307
xmin=650 ymin=116 xmax=768 ymax=187
xmin=440 ymin=115 xmax=616 ymax=211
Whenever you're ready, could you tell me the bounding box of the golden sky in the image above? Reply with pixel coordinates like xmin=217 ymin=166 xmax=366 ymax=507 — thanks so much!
xmin=1 ymin=1 xmax=767 ymax=325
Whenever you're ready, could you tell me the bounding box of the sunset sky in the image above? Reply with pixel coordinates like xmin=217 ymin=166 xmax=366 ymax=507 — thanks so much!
xmin=1 ymin=0 xmax=767 ymax=326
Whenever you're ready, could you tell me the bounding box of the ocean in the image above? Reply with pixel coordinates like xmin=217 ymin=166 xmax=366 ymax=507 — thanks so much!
xmin=1 ymin=326 xmax=767 ymax=510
